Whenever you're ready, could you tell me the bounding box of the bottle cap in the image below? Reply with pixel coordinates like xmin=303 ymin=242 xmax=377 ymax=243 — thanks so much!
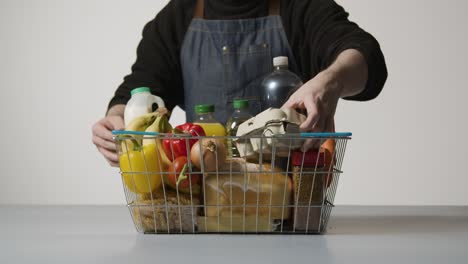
xmin=273 ymin=56 xmax=288 ymax=67
xmin=195 ymin=104 xmax=215 ymax=114
xmin=233 ymin=99 xmax=249 ymax=109
xmin=130 ymin=87 xmax=151 ymax=96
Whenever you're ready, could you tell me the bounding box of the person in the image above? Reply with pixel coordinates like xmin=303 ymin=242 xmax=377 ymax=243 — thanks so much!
xmin=92 ymin=0 xmax=387 ymax=167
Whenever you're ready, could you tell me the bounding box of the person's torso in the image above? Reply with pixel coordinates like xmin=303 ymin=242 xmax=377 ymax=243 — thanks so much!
xmin=180 ymin=0 xmax=301 ymax=123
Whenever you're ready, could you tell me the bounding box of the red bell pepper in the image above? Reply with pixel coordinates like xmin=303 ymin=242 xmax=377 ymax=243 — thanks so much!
xmin=162 ymin=123 xmax=205 ymax=161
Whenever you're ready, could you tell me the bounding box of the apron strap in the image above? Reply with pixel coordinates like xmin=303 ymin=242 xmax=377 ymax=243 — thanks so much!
xmin=194 ymin=0 xmax=280 ymax=19
xmin=268 ymin=0 xmax=280 ymax=16
xmin=194 ymin=0 xmax=204 ymax=19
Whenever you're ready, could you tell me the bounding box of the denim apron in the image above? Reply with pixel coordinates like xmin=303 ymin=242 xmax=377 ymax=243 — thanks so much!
xmin=180 ymin=0 xmax=299 ymax=123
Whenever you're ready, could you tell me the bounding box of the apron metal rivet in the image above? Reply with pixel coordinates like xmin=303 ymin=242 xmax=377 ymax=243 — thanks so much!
xmin=262 ymin=43 xmax=268 ymax=48
xmin=222 ymin=46 xmax=228 ymax=52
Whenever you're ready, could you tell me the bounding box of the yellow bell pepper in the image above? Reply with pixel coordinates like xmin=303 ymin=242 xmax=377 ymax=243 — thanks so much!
xmin=119 ymin=142 xmax=163 ymax=194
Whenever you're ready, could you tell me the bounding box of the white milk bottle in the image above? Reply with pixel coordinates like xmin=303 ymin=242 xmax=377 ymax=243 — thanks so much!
xmin=124 ymin=87 xmax=165 ymax=127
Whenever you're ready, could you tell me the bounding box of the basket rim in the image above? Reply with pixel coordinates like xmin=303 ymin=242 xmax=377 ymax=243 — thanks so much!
xmin=112 ymin=130 xmax=352 ymax=138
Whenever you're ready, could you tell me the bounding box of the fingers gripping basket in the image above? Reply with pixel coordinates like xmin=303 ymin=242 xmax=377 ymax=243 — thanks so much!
xmin=113 ymin=130 xmax=351 ymax=234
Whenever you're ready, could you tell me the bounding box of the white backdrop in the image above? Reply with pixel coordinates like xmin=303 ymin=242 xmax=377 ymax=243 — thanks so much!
xmin=0 ymin=0 xmax=466 ymax=205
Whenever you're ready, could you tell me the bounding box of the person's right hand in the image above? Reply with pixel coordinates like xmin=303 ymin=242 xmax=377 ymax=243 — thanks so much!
xmin=92 ymin=115 xmax=124 ymax=167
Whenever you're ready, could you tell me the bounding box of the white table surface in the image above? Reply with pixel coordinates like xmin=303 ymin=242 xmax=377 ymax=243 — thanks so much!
xmin=1 ymin=205 xmax=467 ymax=264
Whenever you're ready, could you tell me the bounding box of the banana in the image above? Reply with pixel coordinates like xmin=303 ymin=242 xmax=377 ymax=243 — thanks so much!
xmin=119 ymin=108 xmax=173 ymax=162
xmin=142 ymin=111 xmax=173 ymax=169
xmin=125 ymin=112 xmax=159 ymax=131
xmin=120 ymin=112 xmax=159 ymax=153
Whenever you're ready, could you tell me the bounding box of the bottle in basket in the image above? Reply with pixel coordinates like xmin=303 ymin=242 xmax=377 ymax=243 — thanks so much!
xmin=226 ymin=99 xmax=253 ymax=158
xmin=260 ymin=56 xmax=303 ymax=111
xmin=193 ymin=104 xmax=226 ymax=137
xmin=124 ymin=87 xmax=165 ymax=127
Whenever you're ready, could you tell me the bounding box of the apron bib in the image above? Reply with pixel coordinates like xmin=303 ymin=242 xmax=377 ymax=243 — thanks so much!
xmin=180 ymin=0 xmax=300 ymax=123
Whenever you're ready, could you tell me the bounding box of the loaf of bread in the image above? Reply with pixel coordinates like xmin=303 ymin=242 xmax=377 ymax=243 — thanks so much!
xmin=204 ymin=159 xmax=292 ymax=220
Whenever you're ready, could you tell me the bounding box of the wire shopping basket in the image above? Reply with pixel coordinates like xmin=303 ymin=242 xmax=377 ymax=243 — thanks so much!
xmin=112 ymin=130 xmax=351 ymax=234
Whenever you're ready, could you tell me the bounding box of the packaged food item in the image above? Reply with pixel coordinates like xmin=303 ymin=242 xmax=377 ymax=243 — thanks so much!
xmin=291 ymin=138 xmax=335 ymax=232
xmin=194 ymin=104 xmax=226 ymax=137
xmin=124 ymin=87 xmax=165 ymax=127
xmin=131 ymin=190 xmax=200 ymax=233
xmin=291 ymin=151 xmax=326 ymax=232
xmin=235 ymin=108 xmax=306 ymax=159
xmin=204 ymin=159 xmax=292 ymax=220
xmin=226 ymin=99 xmax=253 ymax=158
xmin=260 ymin=56 xmax=303 ymax=111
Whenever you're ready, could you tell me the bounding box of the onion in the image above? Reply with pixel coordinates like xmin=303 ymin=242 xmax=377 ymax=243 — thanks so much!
xmin=190 ymin=138 xmax=227 ymax=172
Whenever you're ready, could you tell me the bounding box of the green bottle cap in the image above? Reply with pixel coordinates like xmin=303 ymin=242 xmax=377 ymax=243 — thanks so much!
xmin=233 ymin=99 xmax=249 ymax=109
xmin=130 ymin=87 xmax=151 ymax=96
xmin=195 ymin=104 xmax=215 ymax=114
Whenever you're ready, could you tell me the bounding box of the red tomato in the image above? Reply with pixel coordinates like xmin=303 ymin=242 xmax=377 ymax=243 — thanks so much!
xmin=167 ymin=156 xmax=201 ymax=192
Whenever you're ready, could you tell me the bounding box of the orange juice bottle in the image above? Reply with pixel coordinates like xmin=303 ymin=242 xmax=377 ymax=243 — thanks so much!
xmin=193 ymin=104 xmax=226 ymax=137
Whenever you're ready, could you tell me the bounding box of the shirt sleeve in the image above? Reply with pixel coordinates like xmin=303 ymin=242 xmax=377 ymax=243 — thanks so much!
xmin=107 ymin=1 xmax=190 ymax=112
xmin=287 ymin=0 xmax=388 ymax=101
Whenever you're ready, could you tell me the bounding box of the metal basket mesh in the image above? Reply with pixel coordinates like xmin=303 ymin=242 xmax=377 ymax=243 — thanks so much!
xmin=114 ymin=132 xmax=350 ymax=234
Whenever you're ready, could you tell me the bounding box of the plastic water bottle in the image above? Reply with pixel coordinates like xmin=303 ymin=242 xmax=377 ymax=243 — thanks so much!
xmin=261 ymin=56 xmax=303 ymax=110
xmin=124 ymin=87 xmax=165 ymax=127
xmin=226 ymin=99 xmax=253 ymax=157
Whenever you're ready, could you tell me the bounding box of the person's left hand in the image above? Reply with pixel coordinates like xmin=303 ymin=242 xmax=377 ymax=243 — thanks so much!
xmin=282 ymin=69 xmax=342 ymax=151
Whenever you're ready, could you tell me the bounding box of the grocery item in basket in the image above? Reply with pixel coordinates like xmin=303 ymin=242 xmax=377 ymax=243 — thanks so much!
xmin=124 ymin=87 xmax=165 ymax=127
xmin=291 ymin=147 xmax=334 ymax=232
xmin=162 ymin=123 xmax=206 ymax=161
xmin=321 ymin=138 xmax=336 ymax=187
xmin=193 ymin=104 xmax=226 ymax=137
xmin=131 ymin=190 xmax=200 ymax=233
xmin=165 ymin=156 xmax=201 ymax=194
xmin=204 ymin=159 xmax=292 ymax=220
xmin=119 ymin=143 xmax=164 ymax=194
xmin=260 ymin=56 xmax=303 ymax=111
xmin=142 ymin=110 xmax=173 ymax=170
xmin=226 ymin=99 xmax=253 ymax=158
xmin=118 ymin=110 xmax=174 ymax=194
xmin=190 ymin=138 xmax=227 ymax=173
xmin=235 ymin=108 xmax=306 ymax=159
xmin=121 ymin=107 xmax=173 ymax=165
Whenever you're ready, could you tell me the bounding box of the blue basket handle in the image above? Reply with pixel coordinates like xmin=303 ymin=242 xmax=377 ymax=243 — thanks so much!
xmin=112 ymin=130 xmax=159 ymax=136
xmin=300 ymin=132 xmax=352 ymax=138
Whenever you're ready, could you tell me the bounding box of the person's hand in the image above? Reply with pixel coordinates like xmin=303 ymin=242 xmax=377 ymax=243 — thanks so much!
xmin=282 ymin=70 xmax=342 ymax=151
xmin=92 ymin=115 xmax=125 ymax=167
